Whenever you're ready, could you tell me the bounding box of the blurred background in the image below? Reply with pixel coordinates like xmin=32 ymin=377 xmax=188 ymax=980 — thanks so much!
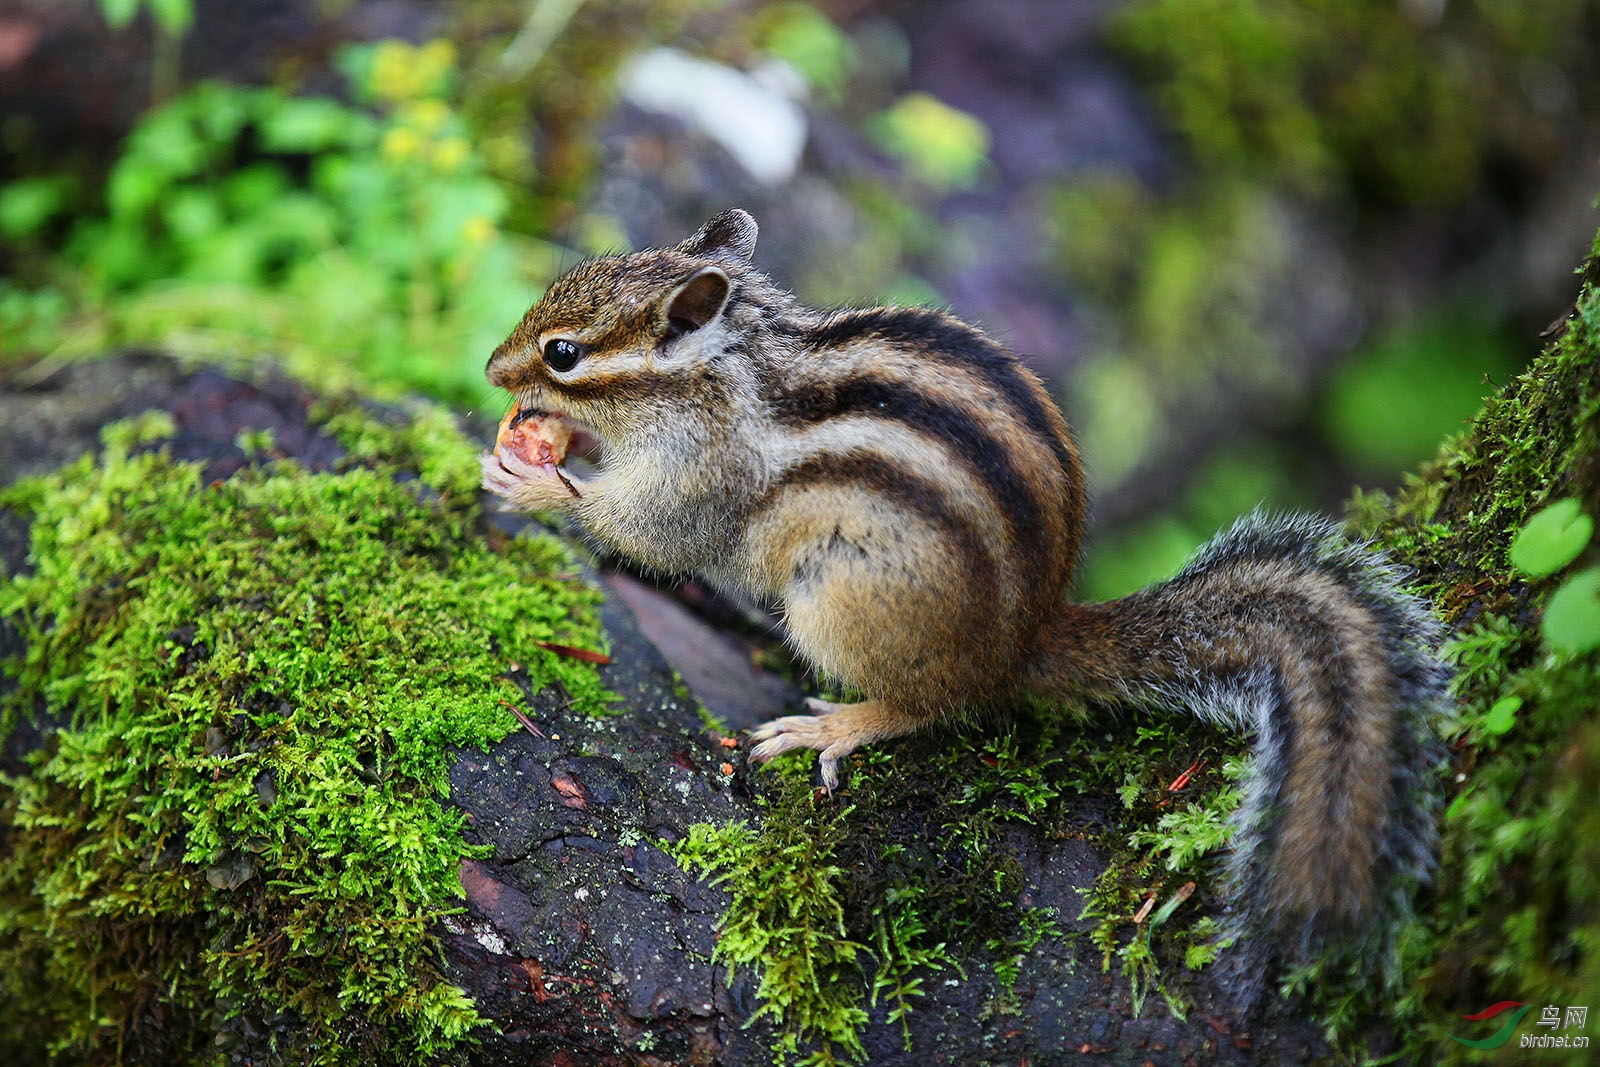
xmin=1 ymin=0 xmax=1597 ymax=597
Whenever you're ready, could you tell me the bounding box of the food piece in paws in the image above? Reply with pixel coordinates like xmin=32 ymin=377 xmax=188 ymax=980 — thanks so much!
xmin=495 ymin=408 xmax=573 ymax=468
xmin=493 ymin=408 xmax=581 ymax=497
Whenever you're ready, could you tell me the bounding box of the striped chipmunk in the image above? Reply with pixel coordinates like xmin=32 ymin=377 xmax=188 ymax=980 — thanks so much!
xmin=481 ymin=209 xmax=1452 ymax=951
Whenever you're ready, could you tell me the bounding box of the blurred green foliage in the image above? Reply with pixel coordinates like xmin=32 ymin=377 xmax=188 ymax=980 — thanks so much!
xmin=95 ymin=0 xmax=194 ymax=108
xmin=1 ymin=39 xmax=543 ymax=404
xmin=1055 ymin=0 xmax=1593 ymax=595
xmin=98 ymin=0 xmax=192 ymax=36
xmin=1048 ymin=177 xmax=1306 ymax=487
xmin=1321 ymin=315 xmax=1524 ymax=471
xmin=1109 ymin=0 xmax=1590 ymax=205
xmin=451 ymin=0 xmax=725 ymax=227
xmin=0 ymin=0 xmax=996 ymax=409
xmin=755 ymin=1 xmax=858 ymax=101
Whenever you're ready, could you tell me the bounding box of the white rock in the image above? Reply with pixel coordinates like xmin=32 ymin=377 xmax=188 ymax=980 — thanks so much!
xmin=619 ymin=47 xmax=808 ymax=187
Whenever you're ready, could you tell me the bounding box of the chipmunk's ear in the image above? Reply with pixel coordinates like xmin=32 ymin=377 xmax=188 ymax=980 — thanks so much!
xmin=675 ymin=209 xmax=758 ymax=263
xmin=662 ymin=267 xmax=731 ymax=338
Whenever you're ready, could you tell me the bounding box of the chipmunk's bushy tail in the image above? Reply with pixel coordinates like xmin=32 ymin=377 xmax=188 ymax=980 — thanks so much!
xmin=1032 ymin=512 xmax=1452 ymax=956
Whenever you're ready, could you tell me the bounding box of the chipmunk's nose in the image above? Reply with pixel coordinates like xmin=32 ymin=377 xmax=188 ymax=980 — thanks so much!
xmin=485 ymin=345 xmax=513 ymax=386
xmin=486 ymin=344 xmax=537 ymax=389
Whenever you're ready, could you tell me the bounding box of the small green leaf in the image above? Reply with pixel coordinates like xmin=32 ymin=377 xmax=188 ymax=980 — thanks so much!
xmin=148 ymin=0 xmax=194 ymax=36
xmin=99 ymin=0 xmax=140 ymax=29
xmin=1185 ymin=940 xmax=1219 ymax=970
xmin=1510 ymin=498 xmax=1593 ymax=578
xmin=760 ymin=2 xmax=856 ymax=96
xmin=1542 ymin=567 xmax=1600 ymax=655
xmin=869 ymin=92 xmax=991 ymax=189
xmin=259 ymin=97 xmax=363 ymax=153
xmin=0 ymin=177 xmax=69 ymax=238
xmin=1480 ymin=695 xmax=1521 ymax=736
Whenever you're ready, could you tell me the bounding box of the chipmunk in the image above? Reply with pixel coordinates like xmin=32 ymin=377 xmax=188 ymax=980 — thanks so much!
xmin=481 ymin=208 xmax=1451 ymax=950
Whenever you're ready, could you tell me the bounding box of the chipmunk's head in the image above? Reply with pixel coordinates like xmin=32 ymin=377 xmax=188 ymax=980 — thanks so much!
xmin=486 ymin=208 xmax=766 ymax=454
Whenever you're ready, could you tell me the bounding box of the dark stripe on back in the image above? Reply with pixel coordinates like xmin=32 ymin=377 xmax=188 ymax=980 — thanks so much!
xmin=797 ymin=306 xmax=1079 ymax=481
xmin=760 ymin=450 xmax=1000 ymax=592
xmin=770 ymin=373 xmax=1061 ymax=575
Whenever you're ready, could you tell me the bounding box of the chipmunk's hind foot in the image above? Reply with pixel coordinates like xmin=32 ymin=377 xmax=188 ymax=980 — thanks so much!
xmin=747 ymin=698 xmax=924 ymax=791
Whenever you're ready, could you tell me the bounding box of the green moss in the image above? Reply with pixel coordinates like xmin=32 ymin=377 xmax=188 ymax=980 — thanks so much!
xmin=0 ymin=400 xmax=611 ymax=1064
xmin=671 ymin=732 xmax=1051 ymax=1064
xmin=670 ymin=703 xmax=1249 ymax=1063
xmin=318 ymin=398 xmax=485 ymax=505
xmin=1066 ymin=714 xmax=1248 ymax=1021
xmin=668 ymin=762 xmax=870 ymax=1067
xmin=1330 ymin=235 xmax=1600 ymax=1060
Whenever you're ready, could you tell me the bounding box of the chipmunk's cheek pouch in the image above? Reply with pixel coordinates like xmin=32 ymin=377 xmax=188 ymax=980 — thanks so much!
xmin=566 ymin=425 xmax=603 ymax=465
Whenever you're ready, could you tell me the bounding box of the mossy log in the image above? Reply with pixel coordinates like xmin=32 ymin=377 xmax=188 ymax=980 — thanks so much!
xmin=1 ymin=226 xmax=1596 ymax=1066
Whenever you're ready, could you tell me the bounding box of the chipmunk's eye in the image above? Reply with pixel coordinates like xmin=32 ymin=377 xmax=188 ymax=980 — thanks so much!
xmin=543 ymin=338 xmax=584 ymax=372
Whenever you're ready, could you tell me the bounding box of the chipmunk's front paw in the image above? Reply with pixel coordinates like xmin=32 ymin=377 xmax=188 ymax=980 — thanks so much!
xmin=479 ymin=450 xmax=581 ymax=510
xmin=480 ymin=451 xmax=524 ymax=496
xmin=747 ymin=699 xmax=864 ymax=792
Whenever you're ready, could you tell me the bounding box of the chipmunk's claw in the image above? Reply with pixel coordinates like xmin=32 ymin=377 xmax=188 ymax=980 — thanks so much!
xmin=748 ymin=702 xmax=862 ymax=792
xmin=480 ymin=449 xmax=585 ymax=509
xmin=480 ymin=451 xmax=522 ymax=495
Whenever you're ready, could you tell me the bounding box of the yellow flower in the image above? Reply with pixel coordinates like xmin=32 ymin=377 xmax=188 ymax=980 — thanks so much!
xmin=382 ymin=126 xmax=422 ymax=161
xmin=430 ymin=137 xmax=470 ymax=173
xmin=371 ymin=40 xmax=420 ymax=102
xmin=416 ymin=39 xmax=458 ymax=93
xmin=404 ymin=99 xmax=451 ymax=134
xmin=462 ymin=215 xmax=496 ymax=246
